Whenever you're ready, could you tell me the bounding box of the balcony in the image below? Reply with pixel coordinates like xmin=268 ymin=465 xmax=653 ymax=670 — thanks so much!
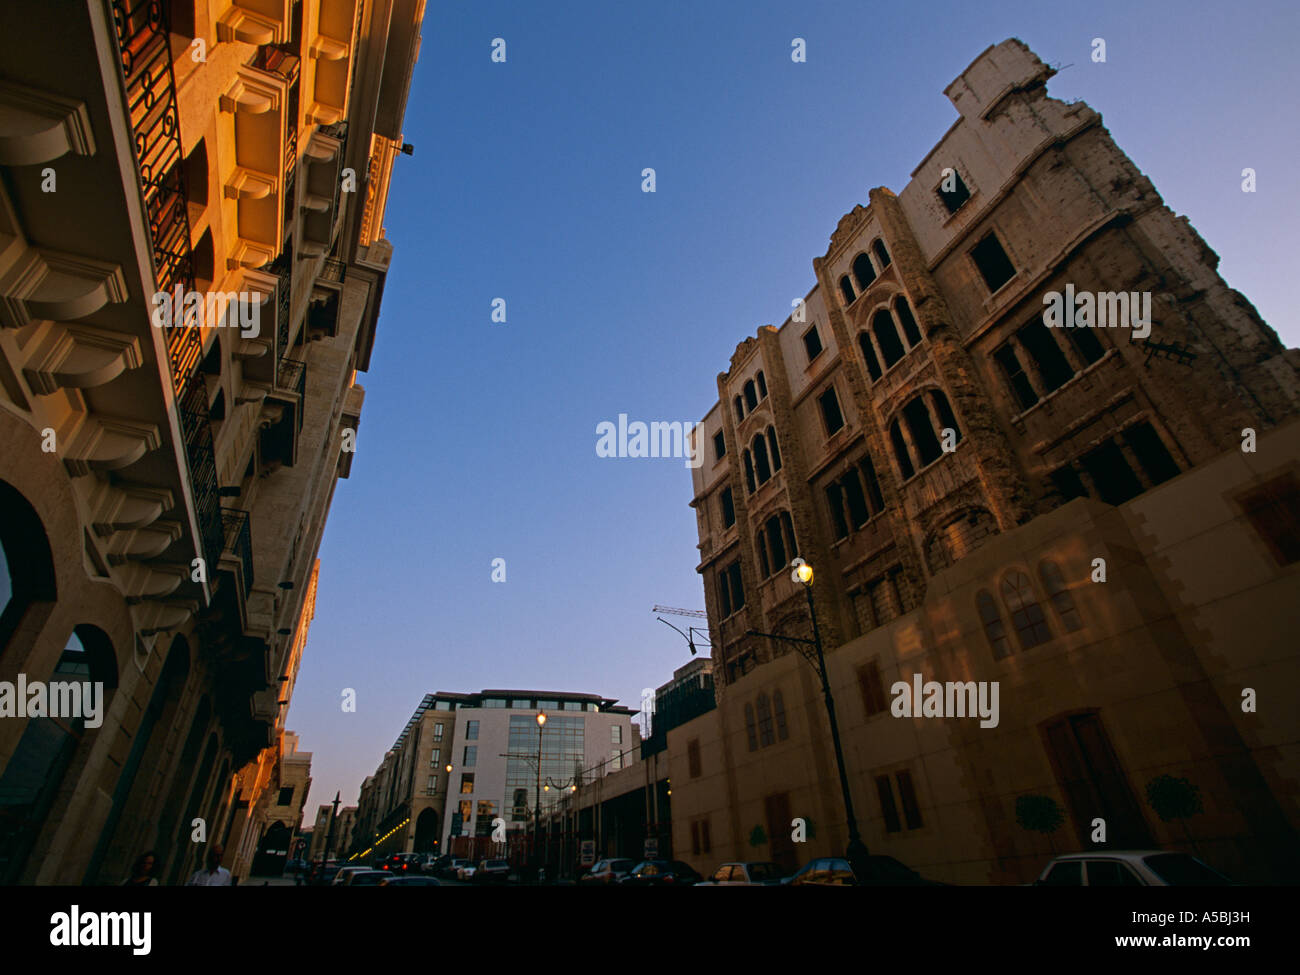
xmin=299 ymin=124 xmax=346 ymax=256
xmin=220 ymin=506 xmax=255 ymax=601
xmin=304 ymin=0 xmax=358 ymax=124
xmin=260 ymin=356 xmax=306 ymax=469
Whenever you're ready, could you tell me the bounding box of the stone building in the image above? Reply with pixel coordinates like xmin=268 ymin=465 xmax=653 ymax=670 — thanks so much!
xmin=682 ymin=39 xmax=1300 ymax=884
xmin=0 ymin=0 xmax=424 ymax=883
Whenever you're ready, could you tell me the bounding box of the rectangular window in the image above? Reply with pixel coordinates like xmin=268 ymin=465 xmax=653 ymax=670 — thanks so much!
xmin=687 ymin=738 xmax=701 ymax=778
xmin=700 ymin=819 xmax=712 ymax=854
xmin=277 ymin=787 xmax=294 ymax=807
xmin=971 ymin=232 xmax=1016 ymax=293
xmin=994 ymin=344 xmax=1039 ymax=410
xmin=1080 ymin=439 xmax=1143 ymax=506
xmin=858 ymin=659 xmax=887 ymax=716
xmin=465 ymin=720 xmax=479 ymax=740
xmin=536 ymin=700 xmax=558 ymax=711
xmin=876 ymin=775 xmax=901 ymax=833
xmin=511 ymin=699 xmax=531 ymax=708
xmin=826 ymin=483 xmax=849 ymax=540
xmin=1237 ymin=473 xmax=1300 ymax=566
xmin=460 ymin=773 xmax=474 ymax=794
xmin=611 ymin=725 xmax=622 ymax=745
xmin=610 ymin=750 xmax=624 ymax=771
xmin=860 ymin=456 xmax=886 ymax=515
xmin=459 ymin=799 xmax=472 ymax=821
xmin=433 ymin=722 xmax=444 ymax=741
xmin=902 ymin=395 xmax=942 ymax=466
xmin=937 ymin=169 xmax=971 ymax=214
xmin=1017 ymin=319 xmax=1075 ymax=393
xmin=803 ymin=325 xmax=823 ymax=363
xmin=463 ymin=746 xmax=476 ymax=767
xmin=564 ymin=701 xmax=583 ymax=710
xmin=713 ymin=431 xmax=726 ymax=461
xmin=1066 ymin=325 xmax=1105 ymax=366
xmin=430 ymin=748 xmax=440 ymax=767
xmin=1048 ymin=465 xmax=1088 ymax=501
xmin=719 ymin=561 xmax=745 ymax=616
xmin=896 ymin=770 xmax=923 ymax=829
xmin=483 ymin=698 xmax=507 ymax=708
xmin=818 ymin=386 xmax=845 ymax=435
xmin=1124 ymin=421 xmax=1180 ymax=486
xmin=477 ymin=800 xmax=496 ymax=820
xmin=842 ymin=470 xmax=870 ymax=529
xmin=720 ymin=487 xmax=735 ymax=528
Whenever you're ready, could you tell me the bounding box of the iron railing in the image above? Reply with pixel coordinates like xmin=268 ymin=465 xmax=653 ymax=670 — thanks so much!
xmin=320 ymin=258 xmax=346 ymax=285
xmin=221 ymin=507 xmax=255 ymax=599
xmin=110 ymin=0 xmax=223 ymax=573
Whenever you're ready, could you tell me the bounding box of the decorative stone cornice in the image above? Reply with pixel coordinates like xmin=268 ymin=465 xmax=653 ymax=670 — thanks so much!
xmin=0 ymin=80 xmax=95 ymax=165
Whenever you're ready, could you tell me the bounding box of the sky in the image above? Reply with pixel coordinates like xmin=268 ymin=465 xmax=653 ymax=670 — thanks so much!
xmin=290 ymin=0 xmax=1300 ymax=815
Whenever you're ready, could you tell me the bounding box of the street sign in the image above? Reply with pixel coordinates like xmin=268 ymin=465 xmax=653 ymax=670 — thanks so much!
xmin=580 ymin=840 xmax=595 ymax=866
xmin=643 ymin=838 xmax=659 ymax=859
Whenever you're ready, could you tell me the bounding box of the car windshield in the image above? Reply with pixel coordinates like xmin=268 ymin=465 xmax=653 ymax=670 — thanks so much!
xmin=1143 ymin=854 xmax=1229 ymax=886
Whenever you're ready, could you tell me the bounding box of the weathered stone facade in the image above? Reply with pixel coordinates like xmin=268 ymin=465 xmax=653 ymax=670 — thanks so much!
xmin=683 ymin=39 xmax=1300 ymax=884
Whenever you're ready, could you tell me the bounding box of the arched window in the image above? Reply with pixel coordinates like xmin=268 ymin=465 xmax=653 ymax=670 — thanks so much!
xmin=858 ymin=332 xmax=882 ymax=381
xmin=756 ymin=371 xmax=767 ymax=399
xmin=766 ymin=427 xmax=782 ymax=473
xmin=872 ymin=309 xmax=906 ymax=368
xmin=773 ymin=690 xmax=788 ymax=740
xmin=894 ymin=296 xmax=922 ymax=346
xmin=1039 ymin=561 xmax=1082 ymax=631
xmin=744 ymin=380 xmax=758 ymax=412
xmin=929 ymin=390 xmax=961 ymax=447
xmin=742 ymin=450 xmax=756 ymax=494
xmin=872 ymin=238 xmax=891 ymax=269
xmin=889 ymin=420 xmax=914 ymax=479
xmin=765 ymin=516 xmax=787 ymax=574
xmin=757 ymin=529 xmax=771 ymax=578
xmin=1001 ymin=570 xmax=1052 ymax=650
xmin=733 ymin=396 xmax=744 ymax=423
xmin=753 ymin=436 xmax=771 ymax=485
xmin=780 ymin=511 xmax=798 ymax=558
xmin=744 ymin=703 xmax=758 ymax=751
xmin=902 ymin=395 xmax=943 ymax=466
xmin=977 ymin=590 xmax=1012 ymax=660
xmin=852 ymin=253 xmax=877 ymax=291
xmin=839 ymin=276 xmax=856 ymax=306
xmin=0 ymin=480 xmax=57 ymax=664
xmin=756 ymin=693 xmax=775 ymax=746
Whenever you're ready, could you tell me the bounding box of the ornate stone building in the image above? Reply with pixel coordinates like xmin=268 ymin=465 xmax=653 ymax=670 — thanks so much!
xmin=0 ymin=0 xmax=424 ymax=883
xmin=682 ymin=39 xmax=1300 ymax=884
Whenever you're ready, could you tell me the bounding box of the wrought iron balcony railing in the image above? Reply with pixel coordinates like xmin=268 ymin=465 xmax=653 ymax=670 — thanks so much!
xmin=221 ymin=507 xmax=255 ymax=600
xmin=178 ymin=381 xmax=224 ymax=569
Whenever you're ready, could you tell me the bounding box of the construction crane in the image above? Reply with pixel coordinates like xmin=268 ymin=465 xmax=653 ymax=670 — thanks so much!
xmin=652 ymin=605 xmax=710 ymax=655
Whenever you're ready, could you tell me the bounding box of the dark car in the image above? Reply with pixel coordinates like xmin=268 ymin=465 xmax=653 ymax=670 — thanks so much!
xmin=379 ymin=853 xmax=420 ymax=873
xmin=381 ymin=875 xmax=442 ymax=886
xmin=580 ymin=858 xmax=637 ymax=886
xmin=784 ymin=855 xmax=942 ymax=886
xmin=346 ymin=870 xmax=392 ymax=886
xmin=422 ymin=854 xmax=450 ymax=876
xmin=618 ymin=860 xmax=703 ymax=886
xmin=309 ymin=863 xmax=340 ymax=886
xmin=439 ymin=858 xmax=473 ymax=880
xmin=1034 ymin=851 xmax=1234 ymax=886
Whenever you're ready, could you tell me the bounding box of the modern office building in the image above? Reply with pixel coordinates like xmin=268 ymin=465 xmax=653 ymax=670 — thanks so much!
xmin=351 ymin=690 xmax=639 ymax=863
xmin=0 ymin=0 xmax=424 ymax=883
xmin=681 ymin=38 xmax=1300 ymax=883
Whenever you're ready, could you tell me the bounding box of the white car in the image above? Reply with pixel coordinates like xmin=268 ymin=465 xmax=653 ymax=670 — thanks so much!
xmin=457 ymin=862 xmax=478 ymax=882
xmin=1034 ymin=851 xmax=1233 ymax=886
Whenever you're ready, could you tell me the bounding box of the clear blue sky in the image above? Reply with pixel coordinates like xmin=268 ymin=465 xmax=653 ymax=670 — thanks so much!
xmin=290 ymin=0 xmax=1299 ymax=815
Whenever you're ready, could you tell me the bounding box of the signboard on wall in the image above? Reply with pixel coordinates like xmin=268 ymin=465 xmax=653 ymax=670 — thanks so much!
xmin=643 ymin=838 xmax=659 ymax=859
xmin=580 ymin=840 xmax=595 ymax=866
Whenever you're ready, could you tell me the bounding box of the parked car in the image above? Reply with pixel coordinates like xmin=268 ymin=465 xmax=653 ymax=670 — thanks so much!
xmin=618 ymin=860 xmax=703 ymax=886
xmin=1034 ymin=851 xmax=1233 ymax=886
xmin=439 ymin=858 xmax=473 ymax=880
xmin=696 ymin=862 xmax=787 ymax=886
xmin=310 ymin=864 xmax=340 ymax=886
xmin=457 ymin=862 xmax=478 ymax=882
xmin=784 ymin=856 xmax=942 ymax=886
xmin=474 ymin=859 xmax=511 ymax=884
xmin=579 ymin=858 xmax=636 ymax=886
xmin=420 ymin=854 xmax=448 ymax=875
xmin=381 ymin=875 xmax=442 ymax=886
xmin=379 ymin=853 xmax=421 ymax=873
xmin=344 ymin=870 xmax=391 ymax=886
xmin=331 ymin=865 xmax=372 ymax=886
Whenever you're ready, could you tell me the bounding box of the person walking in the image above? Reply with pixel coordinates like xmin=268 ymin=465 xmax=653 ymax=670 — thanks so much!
xmin=122 ymin=851 xmax=159 ymax=886
xmin=186 ymin=844 xmax=233 ymax=886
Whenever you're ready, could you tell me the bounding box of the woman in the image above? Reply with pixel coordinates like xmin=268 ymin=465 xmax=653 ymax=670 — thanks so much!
xmin=122 ymin=851 xmax=159 ymax=886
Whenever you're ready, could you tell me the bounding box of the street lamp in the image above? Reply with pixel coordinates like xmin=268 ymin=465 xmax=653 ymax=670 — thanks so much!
xmin=533 ymin=712 xmax=546 ymax=877
xmin=749 ymin=558 xmax=870 ymax=879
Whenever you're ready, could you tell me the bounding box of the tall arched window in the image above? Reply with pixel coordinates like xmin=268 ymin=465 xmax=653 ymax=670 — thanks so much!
xmin=858 ymin=332 xmax=882 ymax=381
xmin=872 ymin=238 xmax=891 ymax=269
xmin=733 ymin=396 xmax=744 ymax=423
xmin=756 ymin=371 xmax=767 ymax=399
xmin=0 ymin=480 xmax=57 ymax=663
xmin=766 ymin=427 xmax=782 ymax=472
xmin=852 ymin=253 xmax=877 ymax=291
xmin=1039 ymin=560 xmax=1082 ymax=631
xmin=929 ymin=390 xmax=961 ymax=444
xmin=756 ymin=528 xmax=771 ymax=578
xmin=780 ymin=511 xmax=798 ymax=559
xmin=756 ymin=693 xmax=775 ymax=746
xmin=743 ymin=450 xmax=756 ymax=494
xmin=902 ymin=395 xmax=943 ymax=466
xmin=894 ymin=296 xmax=922 ymax=346
xmin=765 ymin=516 xmax=787 ymax=573
xmin=977 ymin=590 xmax=1012 ymax=660
xmin=744 ymin=380 xmax=758 ymax=412
xmin=1001 ymin=570 xmax=1052 ymax=650
xmin=889 ymin=420 xmax=914 ymax=479
xmin=872 ymin=309 xmax=906 ymax=368
xmin=839 ymin=276 xmax=856 ymax=306
xmin=773 ymin=690 xmax=788 ymax=740
xmin=744 ymin=703 xmax=758 ymax=751
xmin=752 ymin=436 xmax=772 ymax=485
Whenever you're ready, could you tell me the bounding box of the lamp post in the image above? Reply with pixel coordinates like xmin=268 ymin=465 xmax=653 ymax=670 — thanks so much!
xmin=541 ymin=776 xmax=579 ymax=881
xmin=321 ymin=791 xmax=341 ymax=871
xmin=533 ymin=711 xmax=546 ymax=880
xmin=749 ymin=559 xmax=870 ymax=879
